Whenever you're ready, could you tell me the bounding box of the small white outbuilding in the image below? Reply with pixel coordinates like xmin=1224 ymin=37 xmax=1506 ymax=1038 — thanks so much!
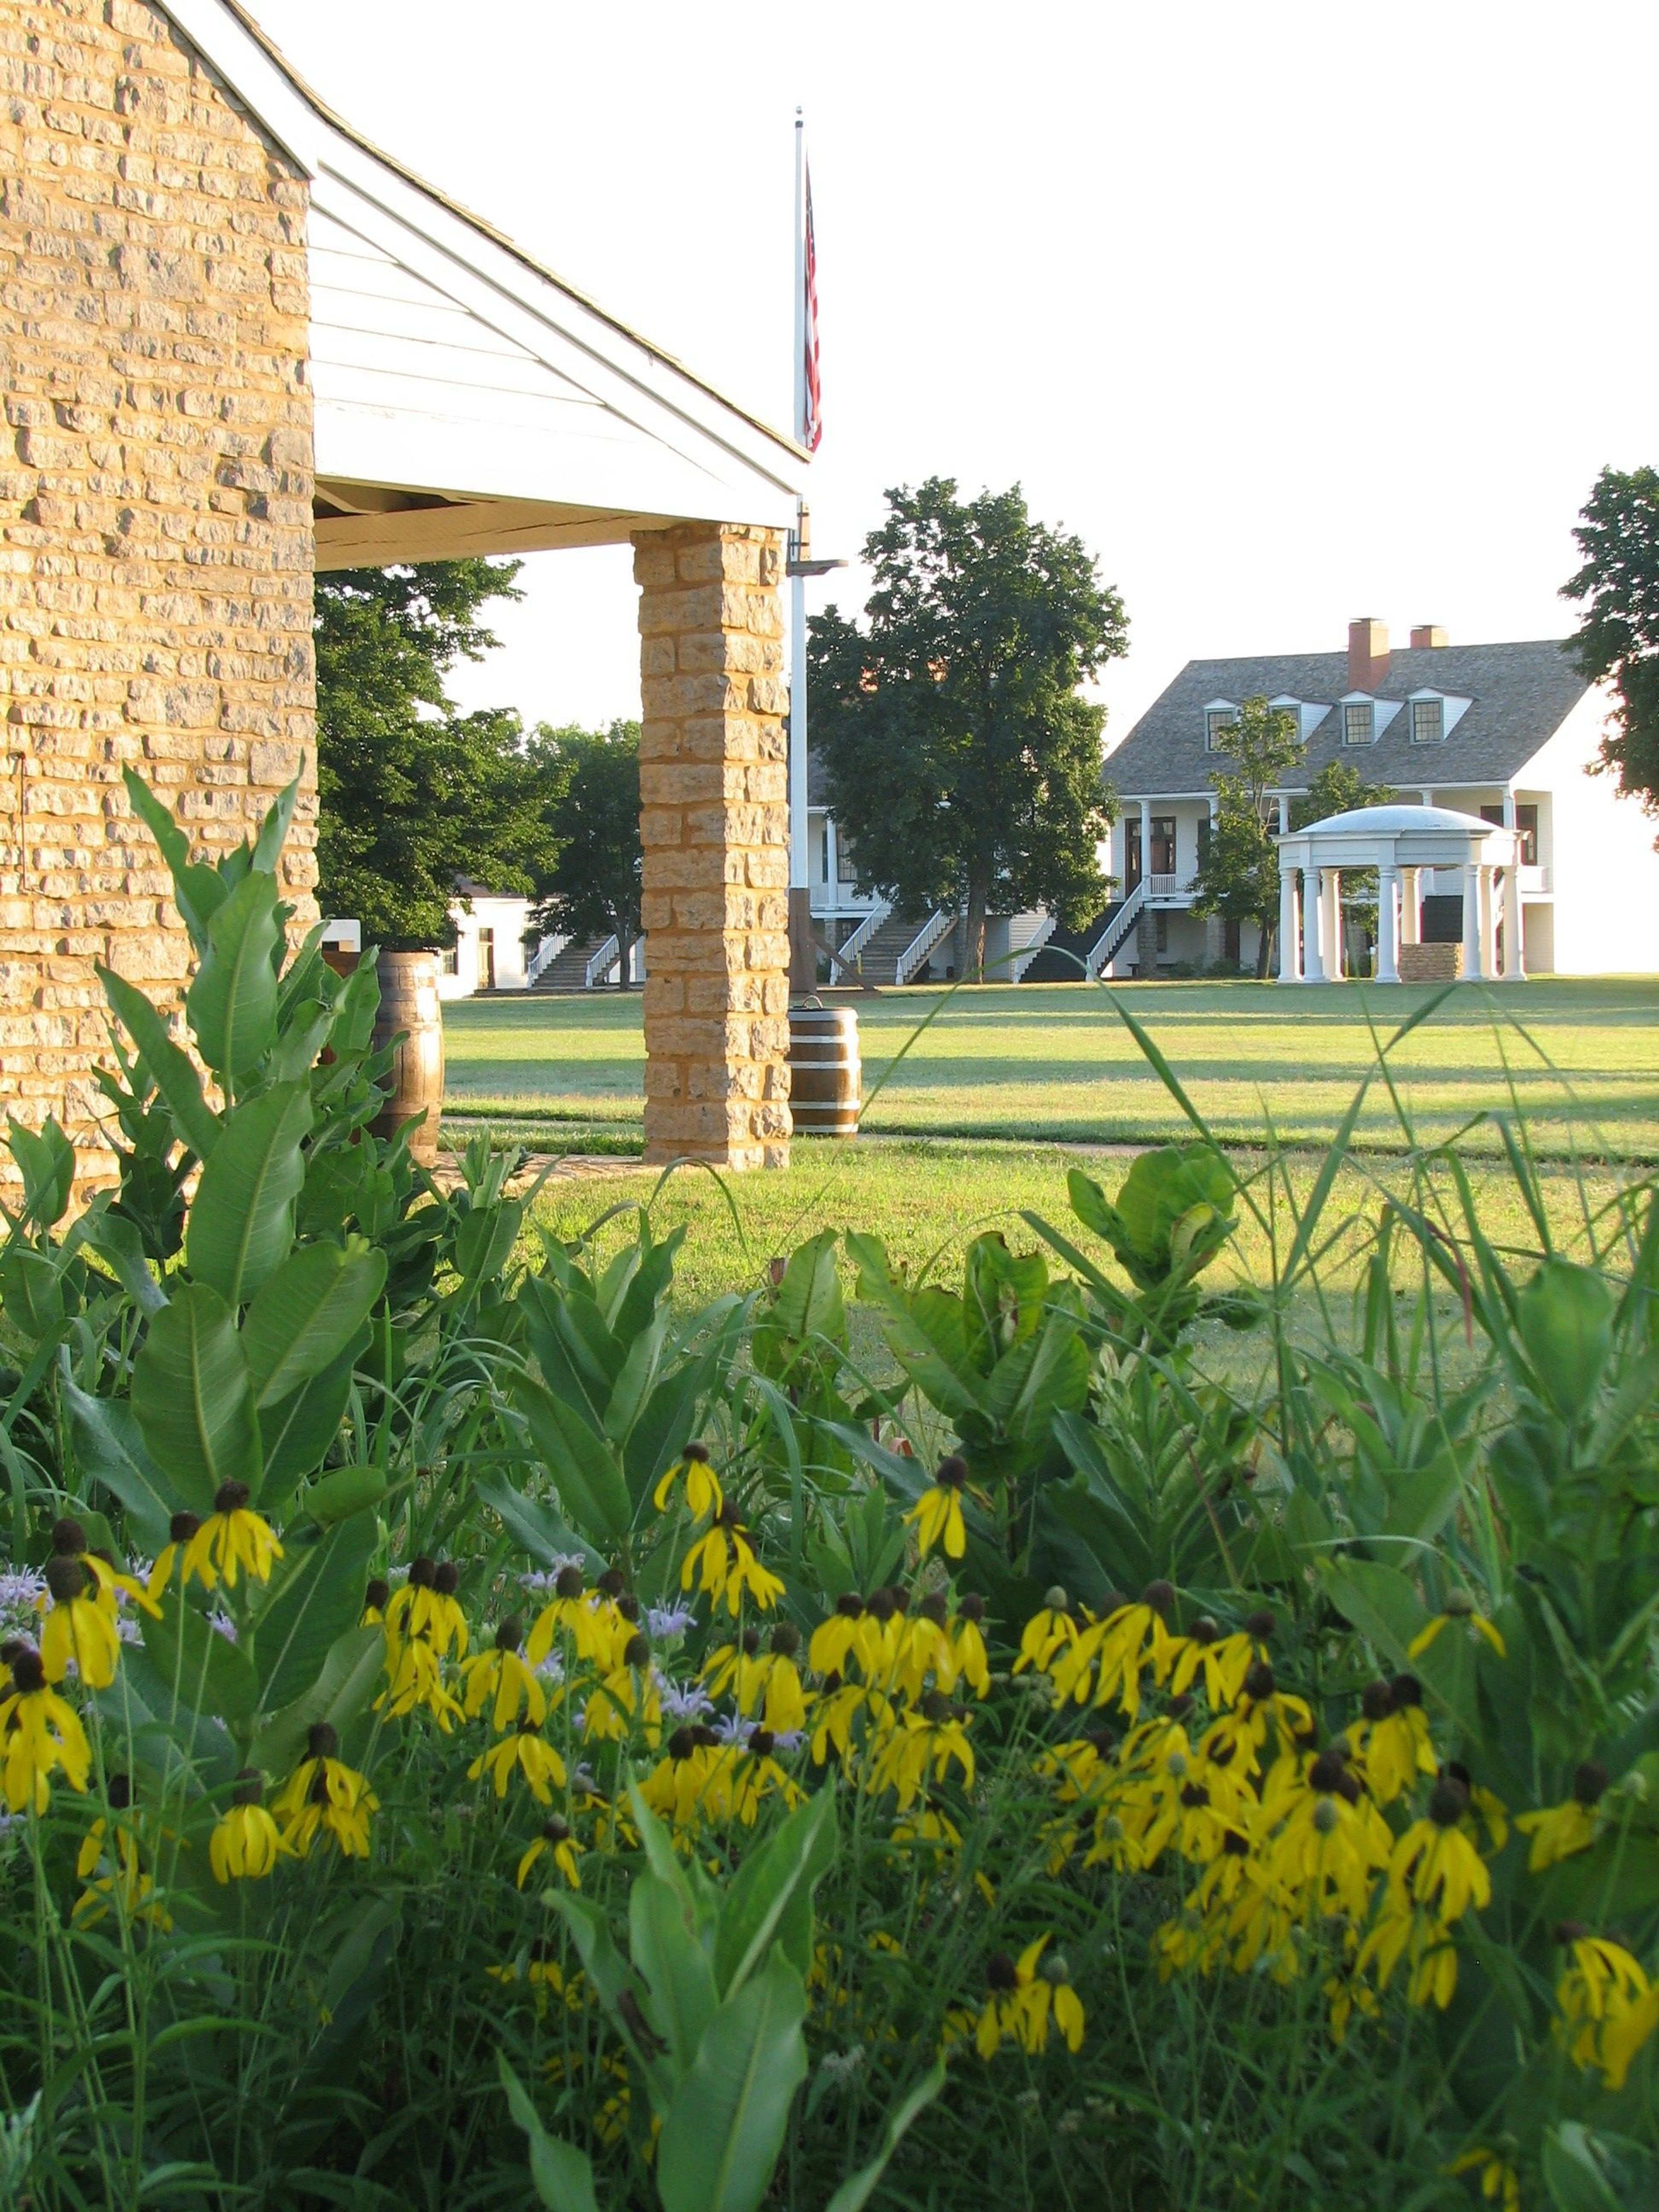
xmin=1274 ymin=804 xmax=1522 ymax=983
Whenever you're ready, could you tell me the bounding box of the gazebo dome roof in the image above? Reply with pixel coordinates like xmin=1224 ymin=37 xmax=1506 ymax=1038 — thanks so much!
xmin=1299 ymin=803 xmax=1499 ymax=839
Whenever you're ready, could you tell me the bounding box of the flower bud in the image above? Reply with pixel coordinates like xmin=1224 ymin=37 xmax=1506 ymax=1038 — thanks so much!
xmin=936 ymin=1455 xmax=967 ymax=1490
xmin=555 ymin=1564 xmax=585 ymax=1600
xmin=51 ymin=1517 xmax=87 ymax=1557
xmin=1572 ymin=1761 xmax=1609 ymax=1807
xmin=1142 ymin=1580 xmax=1175 ymax=1615
xmin=44 ymin=1554 xmax=86 ymax=1602
xmin=769 ymin=1622 xmax=801 ymax=1657
xmin=433 ymin=1561 xmax=459 ymax=1597
xmin=213 ymin=1481 xmax=251 ymax=1517
xmin=495 ymin=1616 xmax=523 ymax=1653
xmin=170 ymin=1511 xmax=201 ymax=1544
xmin=365 ymin=1578 xmax=390 ymax=1612
xmin=306 ymin=1723 xmax=339 ymax=1761
xmin=1244 ymin=1608 xmax=1276 ymax=1640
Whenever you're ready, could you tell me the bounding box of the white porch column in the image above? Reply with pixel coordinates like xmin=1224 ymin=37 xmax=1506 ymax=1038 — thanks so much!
xmin=1278 ymin=863 xmax=1301 ymax=982
xmin=1277 ymin=795 xmax=1290 ymax=834
xmin=1501 ymin=868 xmax=1525 ymax=979
xmin=1303 ymin=870 xmax=1326 ymax=982
xmin=1461 ymin=862 xmax=1483 ymax=979
xmin=1480 ymin=864 xmax=1498 ymax=979
xmin=1376 ymin=865 xmax=1400 ymax=983
xmin=1139 ymin=798 xmax=1152 ymax=884
xmin=1401 ymin=866 xmax=1421 ymax=945
xmin=1323 ymin=868 xmax=1343 ymax=980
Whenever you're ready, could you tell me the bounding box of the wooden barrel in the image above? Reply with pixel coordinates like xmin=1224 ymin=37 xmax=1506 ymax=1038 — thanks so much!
xmin=370 ymin=949 xmax=445 ymax=1167
xmin=788 ymin=1005 xmax=861 ymax=1138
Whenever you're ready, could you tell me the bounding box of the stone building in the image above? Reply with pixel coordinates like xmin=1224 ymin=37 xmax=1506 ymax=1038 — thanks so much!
xmin=0 ymin=0 xmax=805 ymax=1177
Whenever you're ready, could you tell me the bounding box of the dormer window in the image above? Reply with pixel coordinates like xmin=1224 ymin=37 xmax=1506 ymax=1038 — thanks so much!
xmin=1410 ymin=696 xmax=1445 ymax=744
xmin=1205 ymin=704 xmax=1238 ymax=750
xmin=1343 ymin=701 xmax=1374 ymax=745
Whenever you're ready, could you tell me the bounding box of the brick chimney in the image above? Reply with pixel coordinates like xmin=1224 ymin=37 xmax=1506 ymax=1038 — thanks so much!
xmin=1348 ymin=618 xmax=1390 ymax=692
xmin=1409 ymin=624 xmax=1448 ymax=649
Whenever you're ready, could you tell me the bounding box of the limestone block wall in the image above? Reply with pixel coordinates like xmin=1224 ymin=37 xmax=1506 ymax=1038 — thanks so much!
xmin=633 ymin=522 xmax=791 ymax=1170
xmin=0 ymin=0 xmax=315 ymax=1166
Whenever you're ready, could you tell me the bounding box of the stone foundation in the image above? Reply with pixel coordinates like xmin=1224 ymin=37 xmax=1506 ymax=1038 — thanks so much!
xmin=633 ymin=522 xmax=790 ymax=1169
xmin=0 ymin=0 xmax=315 ymax=1174
xmin=1398 ymin=942 xmax=1462 ymax=983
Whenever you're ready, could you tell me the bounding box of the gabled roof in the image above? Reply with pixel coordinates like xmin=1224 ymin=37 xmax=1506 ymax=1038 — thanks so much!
xmin=1104 ymin=639 xmax=1590 ymax=797
xmin=159 ymin=2 xmax=807 ymax=562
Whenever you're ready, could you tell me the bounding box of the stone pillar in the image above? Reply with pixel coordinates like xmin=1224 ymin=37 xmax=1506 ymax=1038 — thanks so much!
xmin=1401 ymin=867 xmax=1421 ymax=945
xmin=1278 ymin=864 xmax=1301 ymax=983
xmin=0 ymin=0 xmax=317 ymax=1183
xmin=1303 ymin=873 xmax=1327 ymax=983
xmin=1323 ymin=869 xmax=1343 ymax=979
xmin=1461 ymin=863 xmax=1483 ymax=979
xmin=633 ymin=523 xmax=791 ymax=1169
xmin=1376 ymin=867 xmax=1400 ymax=983
xmin=1502 ymin=869 xmax=1526 ymax=979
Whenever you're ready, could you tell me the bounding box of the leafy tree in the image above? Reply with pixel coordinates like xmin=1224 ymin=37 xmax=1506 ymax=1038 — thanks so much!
xmin=807 ymin=480 xmax=1127 ymax=977
xmin=1189 ymin=699 xmax=1303 ymax=975
xmin=315 ymin=560 xmax=556 ymax=948
xmin=1291 ymin=757 xmax=1395 ymax=833
xmin=524 ymin=721 xmax=644 ymax=984
xmin=1561 ymin=464 xmax=1659 ymax=826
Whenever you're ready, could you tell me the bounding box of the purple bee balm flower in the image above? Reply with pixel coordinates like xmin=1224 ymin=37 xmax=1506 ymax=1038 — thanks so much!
xmin=646 ymin=1604 xmax=696 ymax=1641
xmin=658 ymin=1678 xmax=713 ymax=1721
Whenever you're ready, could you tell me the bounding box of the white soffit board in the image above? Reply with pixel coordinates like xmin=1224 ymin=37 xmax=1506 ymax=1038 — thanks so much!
xmin=159 ymin=0 xmax=806 ymax=533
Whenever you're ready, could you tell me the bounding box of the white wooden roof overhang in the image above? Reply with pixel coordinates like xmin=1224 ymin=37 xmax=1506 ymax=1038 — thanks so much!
xmin=1275 ymin=804 xmax=1518 ymax=873
xmin=163 ymin=1 xmax=808 ymax=570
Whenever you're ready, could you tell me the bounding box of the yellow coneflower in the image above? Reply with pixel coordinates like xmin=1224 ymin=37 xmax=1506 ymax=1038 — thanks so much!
xmin=1553 ymin=1923 xmax=1659 ymax=2088
xmin=653 ymin=1441 xmax=723 ymax=1520
xmin=947 ymin=1593 xmax=990 ymax=1697
xmin=360 ymin=1577 xmax=390 ymax=1627
xmin=469 ymin=1715 xmax=568 ymax=1804
xmin=146 ymin=1512 xmax=203 ymax=1600
xmin=809 ymin=1593 xmax=867 ymax=1678
xmin=39 ymin=1554 xmax=122 ymax=1689
xmin=1357 ymin=1900 xmax=1459 ymax=2009
xmin=973 ymin=1938 xmax=1085 ymax=2058
xmin=758 ymin=1623 xmax=808 ymax=1731
xmin=903 ymin=1456 xmax=968 ymax=1561
xmin=73 ymin=1775 xmax=170 ymax=1929
xmin=581 ymin=1633 xmax=662 ymax=1745
xmin=1166 ymin=1607 xmax=1274 ymax=1710
xmin=680 ymin=1506 xmax=785 ymax=1615
xmin=870 ymin=1691 xmax=974 ymax=1810
xmin=1445 ymin=2147 xmax=1521 ymax=2211
xmin=0 ymin=1645 xmax=91 ymax=1813
xmin=1348 ymin=1674 xmax=1437 ymax=1805
xmin=526 ymin=1564 xmax=612 ymax=1668
xmin=272 ymin=1723 xmax=377 ymax=1859
xmin=210 ymin=1770 xmax=289 ymax=1882
xmin=639 ymin=1725 xmax=731 ymax=1833
xmin=377 ymin=1631 xmax=464 ymax=1731
xmin=517 ymin=1813 xmax=582 ymax=1890
xmin=1516 ymin=1761 xmax=1607 ymax=1872
xmin=702 ymin=1625 xmax=766 ymax=1710
xmin=1016 ymin=1588 xmax=1081 ymax=1676
xmin=1388 ymin=1773 xmax=1492 ymax=1923
xmin=809 ymin=1678 xmax=881 ymax=1769
xmin=181 ymin=1483 xmax=283 ymax=1591
xmin=730 ymin=1726 xmax=804 ymax=1826
xmin=459 ymin=1617 xmax=548 ymax=1733
xmin=1408 ymin=1588 xmax=1505 ymax=1660
xmin=1264 ymin=1748 xmax=1390 ymax=1922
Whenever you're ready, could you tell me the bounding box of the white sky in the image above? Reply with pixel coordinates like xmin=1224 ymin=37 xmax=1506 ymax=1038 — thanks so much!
xmin=254 ymin=0 xmax=1659 ymax=748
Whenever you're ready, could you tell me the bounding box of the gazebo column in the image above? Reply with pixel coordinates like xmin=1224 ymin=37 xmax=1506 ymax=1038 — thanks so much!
xmin=1501 ymin=868 xmax=1526 ymax=979
xmin=634 ymin=523 xmax=792 ymax=1169
xmin=1277 ymin=862 xmax=1301 ymax=983
xmin=1480 ymin=865 xmax=1499 ymax=979
xmin=1376 ymin=865 xmax=1401 ymax=983
xmin=1461 ymin=863 xmax=1484 ymax=980
xmin=1400 ymin=867 xmax=1421 ymax=946
xmin=1303 ymin=872 xmax=1327 ymax=983
xmin=1323 ymin=868 xmax=1344 ymax=980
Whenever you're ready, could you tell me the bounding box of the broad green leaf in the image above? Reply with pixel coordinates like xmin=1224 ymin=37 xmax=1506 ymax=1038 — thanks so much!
xmin=99 ymin=968 xmax=221 ymax=1160
xmin=121 ymin=766 xmax=228 ymax=950
xmin=251 ymin=1509 xmax=376 ymax=1715
xmin=131 ymin=1281 xmax=262 ymax=1510
xmin=6 ymin=1114 xmax=74 ymax=1230
xmin=76 ymin=1206 xmax=167 ymax=1316
xmin=186 ymin=1082 xmax=312 ymax=1307
xmin=823 ymin=2062 xmax=947 ymax=2212
xmin=498 ymin=2058 xmax=601 ymax=2212
xmin=1542 ymin=2124 xmax=1629 ymax=2212
xmin=509 ymin=1374 xmax=634 ymax=1547
xmin=713 ymin=1788 xmax=836 ymax=1999
xmin=187 ymin=868 xmax=281 ymax=1078
xmin=631 ymin=1872 xmax=721 ymax=2075
xmin=251 ymin=772 xmax=301 ymax=875
xmin=1516 ymin=1259 xmax=1616 ymax=1422
xmin=259 ymin=1336 xmax=363 ymax=1507
xmin=301 ymin=1463 xmax=387 ymax=1527
xmin=251 ymin=1621 xmax=384 ymax=1778
xmin=657 ymin=1953 xmax=808 ymax=2212
xmin=475 ymin=1468 xmax=601 ymax=1573
xmin=242 ymin=1239 xmax=387 ymax=1407
xmin=0 ymin=1245 xmax=67 ymax=1341
xmin=64 ymin=1379 xmax=175 ymax=1552
xmin=142 ymin=1594 xmax=259 ymax=1726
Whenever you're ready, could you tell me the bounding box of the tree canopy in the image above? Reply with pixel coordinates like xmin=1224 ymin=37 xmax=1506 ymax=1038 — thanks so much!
xmin=1561 ymin=464 xmax=1659 ymax=825
xmin=1190 ymin=702 xmax=1391 ymax=973
xmin=315 ymin=559 xmax=557 ymax=948
xmin=524 ymin=721 xmax=644 ymax=983
xmin=806 ymin=479 xmax=1127 ymax=976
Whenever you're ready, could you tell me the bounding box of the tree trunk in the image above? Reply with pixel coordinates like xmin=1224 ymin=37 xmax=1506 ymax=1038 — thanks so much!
xmin=964 ymin=878 xmax=990 ymax=982
xmin=1256 ymin=919 xmax=1275 ymax=979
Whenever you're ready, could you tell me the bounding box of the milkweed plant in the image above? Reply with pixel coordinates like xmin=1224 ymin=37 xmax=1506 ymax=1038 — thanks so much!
xmin=0 ymin=773 xmax=1655 ymax=2212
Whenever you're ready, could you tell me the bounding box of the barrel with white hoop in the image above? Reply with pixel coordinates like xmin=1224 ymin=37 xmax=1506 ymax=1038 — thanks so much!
xmin=788 ymin=1005 xmax=861 ymax=1138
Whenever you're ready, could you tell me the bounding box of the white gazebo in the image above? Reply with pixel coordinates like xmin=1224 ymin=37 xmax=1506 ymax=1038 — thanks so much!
xmin=1274 ymin=805 xmax=1522 ymax=984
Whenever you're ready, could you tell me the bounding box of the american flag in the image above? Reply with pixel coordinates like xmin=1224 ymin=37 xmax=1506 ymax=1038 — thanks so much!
xmin=801 ymin=160 xmax=822 ymax=452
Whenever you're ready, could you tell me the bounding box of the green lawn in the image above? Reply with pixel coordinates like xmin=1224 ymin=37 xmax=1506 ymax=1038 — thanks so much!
xmin=443 ymin=977 xmax=1659 ymax=1160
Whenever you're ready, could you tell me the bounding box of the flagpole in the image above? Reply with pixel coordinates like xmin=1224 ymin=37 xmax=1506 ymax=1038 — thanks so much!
xmin=787 ymin=109 xmax=812 ymax=996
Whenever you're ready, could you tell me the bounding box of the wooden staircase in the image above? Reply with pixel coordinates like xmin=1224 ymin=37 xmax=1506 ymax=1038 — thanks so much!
xmin=529 ymin=938 xmax=605 ymax=991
